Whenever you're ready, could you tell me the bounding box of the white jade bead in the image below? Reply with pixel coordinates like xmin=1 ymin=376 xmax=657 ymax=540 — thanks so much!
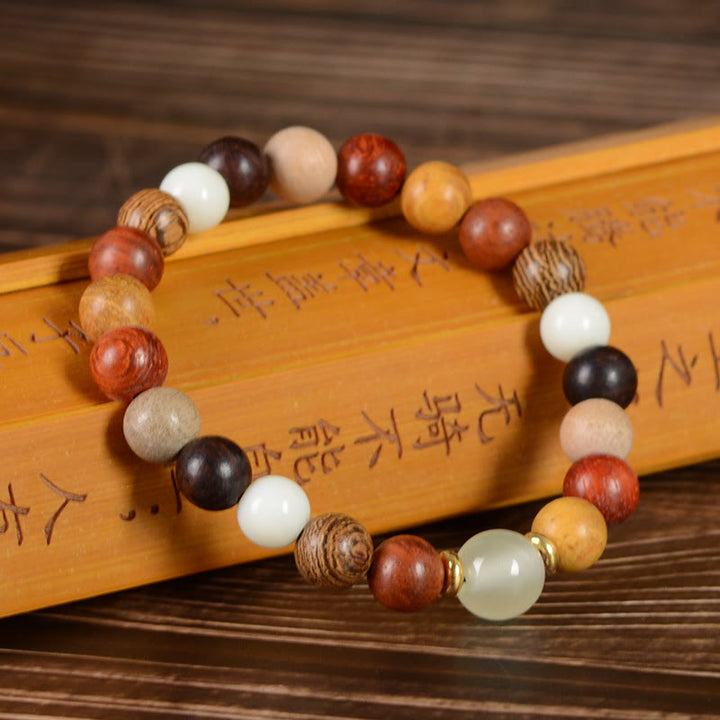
xmin=457 ymin=529 xmax=546 ymax=621
xmin=539 ymin=292 xmax=611 ymax=362
xmin=236 ymin=475 xmax=311 ymax=548
xmin=160 ymin=162 xmax=230 ymax=234
xmin=264 ymin=126 xmax=337 ymax=203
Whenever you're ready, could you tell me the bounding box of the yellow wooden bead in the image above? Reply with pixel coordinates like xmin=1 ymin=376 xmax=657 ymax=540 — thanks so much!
xmin=401 ymin=161 xmax=472 ymax=234
xmin=531 ymin=496 xmax=607 ymax=573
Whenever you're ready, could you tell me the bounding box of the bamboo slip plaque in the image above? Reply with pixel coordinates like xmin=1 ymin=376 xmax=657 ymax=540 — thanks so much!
xmin=1 ymin=120 xmax=719 ymax=618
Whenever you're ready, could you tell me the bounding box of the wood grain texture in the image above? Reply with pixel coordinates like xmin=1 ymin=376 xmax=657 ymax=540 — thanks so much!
xmin=0 ymin=0 xmax=719 ymax=718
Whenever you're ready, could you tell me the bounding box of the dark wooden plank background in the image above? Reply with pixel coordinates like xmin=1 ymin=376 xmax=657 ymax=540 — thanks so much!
xmin=0 ymin=1 xmax=719 ymax=717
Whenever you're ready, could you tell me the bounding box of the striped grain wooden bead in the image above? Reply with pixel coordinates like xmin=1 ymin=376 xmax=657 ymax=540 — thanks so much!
xmin=294 ymin=513 xmax=374 ymax=588
xmin=117 ymin=188 xmax=189 ymax=256
xmin=512 ymin=239 xmax=586 ymax=310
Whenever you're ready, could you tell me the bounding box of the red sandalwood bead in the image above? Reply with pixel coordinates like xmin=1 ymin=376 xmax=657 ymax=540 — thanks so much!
xmin=367 ymin=534 xmax=445 ymax=611
xmin=563 ymin=454 xmax=640 ymax=525
xmin=458 ymin=197 xmax=532 ymax=271
xmin=89 ymin=226 xmax=165 ymax=290
xmin=336 ymin=133 xmax=407 ymax=207
xmin=89 ymin=326 xmax=168 ymax=402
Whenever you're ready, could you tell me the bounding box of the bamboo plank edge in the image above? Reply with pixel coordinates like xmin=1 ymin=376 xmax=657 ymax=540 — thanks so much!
xmin=2 ymin=117 xmax=719 ymax=295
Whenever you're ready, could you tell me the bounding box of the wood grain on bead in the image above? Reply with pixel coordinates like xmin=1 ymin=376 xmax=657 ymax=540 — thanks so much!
xmin=117 ymin=189 xmax=189 ymax=256
xmin=89 ymin=326 xmax=168 ymax=402
xmin=512 ymin=240 xmax=586 ymax=310
xmin=88 ymin=226 xmax=164 ymax=290
xmin=175 ymin=436 xmax=251 ymax=511
xmin=79 ymin=274 xmax=155 ymax=342
xmin=400 ymin=161 xmax=472 ymax=234
xmin=294 ymin=513 xmax=373 ymax=588
xmin=199 ymin=136 xmax=269 ymax=208
xmin=563 ymin=345 xmax=638 ymax=408
xmin=458 ymin=197 xmax=532 ymax=271
xmin=563 ymin=454 xmax=640 ymax=524
xmin=367 ymin=534 xmax=444 ymax=611
xmin=336 ymin=133 xmax=406 ymax=207
xmin=559 ymin=397 xmax=634 ymax=461
xmin=531 ymin=496 xmax=607 ymax=572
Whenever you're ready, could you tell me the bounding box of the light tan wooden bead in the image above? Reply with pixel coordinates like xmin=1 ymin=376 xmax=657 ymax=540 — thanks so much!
xmin=79 ymin=274 xmax=155 ymax=342
xmin=401 ymin=161 xmax=472 ymax=234
xmin=264 ymin=126 xmax=337 ymax=203
xmin=559 ymin=397 xmax=634 ymax=462
xmin=531 ymin=496 xmax=607 ymax=573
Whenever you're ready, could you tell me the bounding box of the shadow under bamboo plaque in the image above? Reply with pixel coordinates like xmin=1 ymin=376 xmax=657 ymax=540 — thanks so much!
xmin=1 ymin=118 xmax=720 ymax=618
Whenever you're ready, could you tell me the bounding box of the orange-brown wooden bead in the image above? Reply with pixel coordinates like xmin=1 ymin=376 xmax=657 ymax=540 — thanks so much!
xmin=89 ymin=326 xmax=168 ymax=402
xmin=531 ymin=496 xmax=607 ymax=573
xmin=367 ymin=534 xmax=445 ymax=611
xmin=89 ymin=226 xmax=164 ymax=290
xmin=400 ymin=161 xmax=472 ymax=234
xmin=294 ymin=513 xmax=373 ymax=588
xmin=79 ymin=274 xmax=155 ymax=342
xmin=117 ymin=188 xmax=189 ymax=256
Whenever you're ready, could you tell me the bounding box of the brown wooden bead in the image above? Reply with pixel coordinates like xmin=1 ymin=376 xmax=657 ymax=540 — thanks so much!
xmin=199 ymin=136 xmax=269 ymax=208
xmin=336 ymin=133 xmax=406 ymax=207
xmin=400 ymin=161 xmax=472 ymax=234
xmin=531 ymin=497 xmax=607 ymax=572
xmin=563 ymin=345 xmax=638 ymax=408
xmin=294 ymin=513 xmax=373 ymax=588
xmin=89 ymin=226 xmax=164 ymax=290
xmin=117 ymin=188 xmax=189 ymax=256
xmin=563 ymin=454 xmax=640 ymax=525
xmin=458 ymin=197 xmax=532 ymax=271
xmin=512 ymin=240 xmax=586 ymax=310
xmin=79 ymin=274 xmax=155 ymax=342
xmin=89 ymin=326 xmax=168 ymax=402
xmin=367 ymin=534 xmax=444 ymax=611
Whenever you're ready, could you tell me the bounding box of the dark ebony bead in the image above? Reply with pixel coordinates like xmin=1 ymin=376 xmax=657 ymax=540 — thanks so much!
xmin=175 ymin=436 xmax=251 ymax=511
xmin=199 ymin=136 xmax=269 ymax=208
xmin=563 ymin=345 xmax=637 ymax=408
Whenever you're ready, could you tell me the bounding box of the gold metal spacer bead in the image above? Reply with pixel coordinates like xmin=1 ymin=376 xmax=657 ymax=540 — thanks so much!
xmin=525 ymin=532 xmax=558 ymax=576
xmin=439 ymin=549 xmax=464 ymax=597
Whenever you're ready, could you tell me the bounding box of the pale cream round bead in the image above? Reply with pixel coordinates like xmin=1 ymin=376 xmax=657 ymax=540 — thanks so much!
xmin=559 ymin=397 xmax=634 ymax=461
xmin=236 ymin=475 xmax=311 ymax=548
xmin=457 ymin=529 xmax=546 ymax=621
xmin=539 ymin=292 xmax=611 ymax=362
xmin=263 ymin=126 xmax=337 ymax=203
xmin=123 ymin=387 xmax=201 ymax=464
xmin=159 ymin=162 xmax=230 ymax=234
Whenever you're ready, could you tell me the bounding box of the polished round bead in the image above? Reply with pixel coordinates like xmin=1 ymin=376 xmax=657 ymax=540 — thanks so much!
xmin=263 ymin=126 xmax=337 ymax=203
xmin=117 ymin=188 xmax=189 ymax=256
xmin=336 ymin=133 xmax=406 ymax=207
xmin=457 ymin=529 xmax=545 ymax=621
xmin=89 ymin=226 xmax=164 ymax=291
xmin=160 ymin=162 xmax=230 ymax=234
xmin=458 ymin=197 xmax=532 ymax=271
xmin=199 ymin=136 xmax=269 ymax=208
xmin=531 ymin=497 xmax=607 ymax=572
xmin=89 ymin=326 xmax=168 ymax=402
xmin=401 ymin=161 xmax=472 ymax=234
xmin=540 ymin=292 xmax=611 ymax=362
xmin=294 ymin=513 xmax=373 ymax=587
xmin=524 ymin=532 xmax=558 ymax=575
xmin=368 ymin=535 xmax=445 ymax=612
xmin=440 ymin=549 xmax=465 ymax=597
xmin=563 ymin=345 xmax=637 ymax=408
xmin=123 ymin=387 xmax=201 ymax=464
xmin=175 ymin=436 xmax=251 ymax=511
xmin=79 ymin=274 xmax=155 ymax=342
xmin=559 ymin=397 xmax=634 ymax=461
xmin=236 ymin=475 xmax=311 ymax=548
xmin=564 ymin=454 xmax=640 ymax=524
xmin=512 ymin=240 xmax=586 ymax=310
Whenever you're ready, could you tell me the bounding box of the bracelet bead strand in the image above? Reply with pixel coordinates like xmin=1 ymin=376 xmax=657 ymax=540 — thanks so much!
xmin=77 ymin=127 xmax=639 ymax=621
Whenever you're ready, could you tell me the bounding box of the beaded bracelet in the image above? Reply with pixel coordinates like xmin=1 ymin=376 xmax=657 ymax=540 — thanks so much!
xmin=78 ymin=126 xmax=640 ymax=621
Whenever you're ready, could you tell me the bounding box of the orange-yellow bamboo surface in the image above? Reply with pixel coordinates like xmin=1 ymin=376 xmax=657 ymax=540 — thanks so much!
xmin=1 ymin=119 xmax=720 ymax=618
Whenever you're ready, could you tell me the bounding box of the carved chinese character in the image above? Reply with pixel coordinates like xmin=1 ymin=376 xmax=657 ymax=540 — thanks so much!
xmin=212 ymin=278 xmax=274 ymax=321
xmin=625 ymin=197 xmax=686 ymax=237
xmin=395 ymin=246 xmax=450 ymax=286
xmin=354 ymin=408 xmax=403 ymax=468
xmin=244 ymin=442 xmax=283 ymax=480
xmin=338 ymin=253 xmax=396 ymax=291
xmin=0 ymin=483 xmax=30 ymax=546
xmin=288 ymin=419 xmax=345 ymax=484
xmin=40 ymin=474 xmax=87 ymax=544
xmin=475 ymin=384 xmax=522 ymax=444
xmin=655 ymin=339 xmax=698 ymax=407
xmin=565 ymin=206 xmax=632 ymax=247
xmin=30 ymin=317 xmax=88 ymax=354
xmin=266 ymin=271 xmax=337 ymax=309
xmin=413 ymin=391 xmax=469 ymax=455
